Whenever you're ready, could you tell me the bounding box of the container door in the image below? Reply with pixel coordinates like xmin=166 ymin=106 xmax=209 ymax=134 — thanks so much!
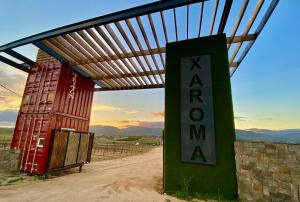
xmin=48 ymin=131 xmax=69 ymax=170
xmin=86 ymin=133 xmax=94 ymax=163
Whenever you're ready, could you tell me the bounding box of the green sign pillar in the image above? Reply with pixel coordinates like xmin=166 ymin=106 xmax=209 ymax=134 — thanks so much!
xmin=164 ymin=34 xmax=237 ymax=199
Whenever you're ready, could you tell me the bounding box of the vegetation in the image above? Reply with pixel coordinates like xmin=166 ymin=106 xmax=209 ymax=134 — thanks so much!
xmin=115 ymin=136 xmax=142 ymax=141
xmin=173 ymin=191 xmax=239 ymax=202
xmin=171 ymin=176 xmax=239 ymax=202
xmin=0 ymin=128 xmax=13 ymax=148
xmin=0 ymin=173 xmax=39 ymax=186
xmin=92 ymin=135 xmax=161 ymax=161
xmin=93 ymin=135 xmax=161 ymax=148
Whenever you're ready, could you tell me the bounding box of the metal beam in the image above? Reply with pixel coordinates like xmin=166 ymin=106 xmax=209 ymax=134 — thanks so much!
xmin=0 ymin=0 xmax=206 ymax=52
xmin=69 ymin=34 xmax=256 ymax=66
xmin=0 ymin=55 xmax=29 ymax=73
xmin=34 ymin=41 xmax=107 ymax=88
xmin=33 ymin=41 xmax=68 ymax=63
xmin=92 ymin=69 xmax=165 ymax=80
xmin=218 ymin=0 xmax=233 ymax=34
xmin=70 ymin=47 xmax=165 ymax=66
xmin=231 ymin=0 xmax=280 ymax=77
xmin=94 ymin=84 xmax=164 ymax=92
xmin=4 ymin=49 xmax=35 ymax=66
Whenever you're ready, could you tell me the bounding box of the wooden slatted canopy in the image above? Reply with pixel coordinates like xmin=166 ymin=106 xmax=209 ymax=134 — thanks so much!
xmin=0 ymin=0 xmax=280 ymax=91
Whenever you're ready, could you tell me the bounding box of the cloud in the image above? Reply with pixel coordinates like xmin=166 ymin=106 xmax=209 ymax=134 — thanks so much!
xmin=0 ymin=65 xmax=26 ymax=113
xmin=91 ymin=120 xmax=139 ymax=128
xmin=124 ymin=110 xmax=139 ymax=114
xmin=137 ymin=121 xmax=164 ymax=129
xmin=92 ymin=103 xmax=121 ymax=112
xmin=92 ymin=103 xmax=139 ymax=115
xmin=151 ymin=111 xmax=164 ymax=117
xmin=0 ymin=96 xmax=22 ymax=111
xmin=90 ymin=120 xmax=164 ymax=129
xmin=0 ymin=65 xmax=26 ymax=92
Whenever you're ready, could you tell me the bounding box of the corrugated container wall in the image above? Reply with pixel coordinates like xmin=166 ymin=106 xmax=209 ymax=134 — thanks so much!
xmin=11 ymin=50 xmax=95 ymax=174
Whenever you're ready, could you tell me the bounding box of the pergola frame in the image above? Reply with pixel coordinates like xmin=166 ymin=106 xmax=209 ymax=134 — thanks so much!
xmin=0 ymin=0 xmax=280 ymax=91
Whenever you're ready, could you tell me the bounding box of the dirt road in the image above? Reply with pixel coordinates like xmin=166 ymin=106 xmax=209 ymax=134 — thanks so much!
xmin=0 ymin=147 xmax=185 ymax=202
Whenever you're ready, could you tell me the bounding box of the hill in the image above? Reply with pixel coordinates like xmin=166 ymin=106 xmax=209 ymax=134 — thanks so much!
xmin=236 ymin=129 xmax=300 ymax=143
xmin=1 ymin=125 xmax=300 ymax=143
xmin=90 ymin=125 xmax=163 ymax=137
xmin=90 ymin=125 xmax=300 ymax=143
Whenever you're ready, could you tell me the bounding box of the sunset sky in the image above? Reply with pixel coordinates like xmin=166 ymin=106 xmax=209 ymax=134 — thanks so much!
xmin=0 ymin=0 xmax=299 ymax=130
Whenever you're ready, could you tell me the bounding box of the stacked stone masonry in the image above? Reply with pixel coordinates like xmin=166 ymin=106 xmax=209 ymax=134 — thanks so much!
xmin=0 ymin=149 xmax=20 ymax=172
xmin=235 ymin=140 xmax=300 ymax=202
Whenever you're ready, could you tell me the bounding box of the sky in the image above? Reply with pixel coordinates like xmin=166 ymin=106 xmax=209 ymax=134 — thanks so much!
xmin=0 ymin=0 xmax=299 ymax=130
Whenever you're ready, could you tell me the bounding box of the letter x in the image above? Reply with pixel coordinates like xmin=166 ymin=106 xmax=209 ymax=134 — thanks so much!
xmin=190 ymin=57 xmax=202 ymax=70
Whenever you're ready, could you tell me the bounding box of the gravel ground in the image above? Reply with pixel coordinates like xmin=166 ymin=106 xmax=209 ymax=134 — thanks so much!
xmin=0 ymin=147 xmax=187 ymax=202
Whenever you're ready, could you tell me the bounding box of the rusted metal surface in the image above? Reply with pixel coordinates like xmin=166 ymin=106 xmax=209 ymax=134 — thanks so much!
xmin=11 ymin=62 xmax=95 ymax=174
xmin=19 ymin=63 xmax=94 ymax=118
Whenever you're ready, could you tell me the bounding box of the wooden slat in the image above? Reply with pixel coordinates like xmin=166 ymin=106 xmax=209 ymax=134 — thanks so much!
xmin=115 ymin=21 xmax=154 ymax=85
xmin=48 ymin=36 xmax=118 ymax=88
xmin=209 ymin=0 xmax=219 ymax=35
xmin=76 ymin=30 xmax=122 ymax=79
xmin=101 ymin=25 xmax=144 ymax=86
xmin=61 ymin=34 xmax=125 ymax=88
xmin=90 ymin=27 xmax=141 ymax=86
xmin=227 ymin=34 xmax=256 ymax=44
xmin=148 ymin=14 xmax=165 ymax=67
xmin=69 ymin=32 xmax=134 ymax=87
xmin=42 ymin=39 xmax=97 ymax=77
xmin=231 ymin=0 xmax=280 ymax=77
xmin=231 ymin=62 xmax=238 ymax=67
xmin=125 ymin=19 xmax=160 ymax=84
xmin=136 ymin=17 xmax=164 ymax=84
xmin=67 ymin=34 xmax=255 ymax=66
xmin=209 ymin=0 xmax=220 ymax=35
xmin=160 ymin=11 xmax=168 ymax=43
xmin=43 ymin=38 xmax=113 ymax=89
xmin=227 ymin=0 xmax=249 ymax=49
xmin=62 ymin=34 xmax=126 ymax=88
xmin=229 ymin=0 xmax=265 ymax=66
xmin=70 ymin=47 xmax=165 ymax=65
xmin=95 ymin=84 xmax=164 ymax=92
xmin=92 ymin=69 xmax=165 ymax=80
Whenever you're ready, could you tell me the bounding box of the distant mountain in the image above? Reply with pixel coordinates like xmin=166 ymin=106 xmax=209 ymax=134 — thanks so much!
xmin=246 ymin=128 xmax=300 ymax=136
xmin=90 ymin=125 xmax=163 ymax=137
xmin=236 ymin=129 xmax=300 ymax=143
xmin=90 ymin=125 xmax=300 ymax=143
xmin=2 ymin=124 xmax=300 ymax=143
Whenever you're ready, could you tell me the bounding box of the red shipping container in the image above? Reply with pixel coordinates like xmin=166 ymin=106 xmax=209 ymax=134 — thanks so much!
xmin=11 ymin=62 xmax=95 ymax=174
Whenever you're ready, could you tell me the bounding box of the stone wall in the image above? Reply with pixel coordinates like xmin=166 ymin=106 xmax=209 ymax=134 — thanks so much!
xmin=235 ymin=140 xmax=300 ymax=202
xmin=0 ymin=149 xmax=20 ymax=172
